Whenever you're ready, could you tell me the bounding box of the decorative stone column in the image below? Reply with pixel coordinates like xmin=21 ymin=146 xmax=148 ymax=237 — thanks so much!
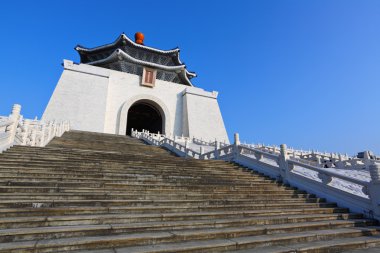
xmin=316 ymin=156 xmax=321 ymax=165
xmin=22 ymin=119 xmax=31 ymax=145
xmin=363 ymin=151 xmax=372 ymax=169
xmin=7 ymin=104 xmax=21 ymax=145
xmin=47 ymin=121 xmax=53 ymax=143
xmin=233 ymin=133 xmax=239 ymax=145
xmin=254 ymin=151 xmax=263 ymax=161
xmin=233 ymin=133 xmax=240 ymax=159
xmin=200 ymin=146 xmax=204 ymax=155
xmin=40 ymin=124 xmax=46 ymax=147
xmin=184 ymin=140 xmax=189 ymax=158
xmin=279 ymin=144 xmax=290 ymax=184
xmin=214 ymin=140 xmax=220 ymax=159
xmin=369 ymin=163 xmax=380 ymax=219
xmin=31 ymin=127 xmax=37 ymax=147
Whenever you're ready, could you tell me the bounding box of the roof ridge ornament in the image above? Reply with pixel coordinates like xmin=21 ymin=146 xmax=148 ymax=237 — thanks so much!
xmin=135 ymin=32 xmax=144 ymax=45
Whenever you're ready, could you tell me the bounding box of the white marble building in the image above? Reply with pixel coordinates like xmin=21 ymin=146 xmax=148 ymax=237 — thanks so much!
xmin=42 ymin=33 xmax=229 ymax=142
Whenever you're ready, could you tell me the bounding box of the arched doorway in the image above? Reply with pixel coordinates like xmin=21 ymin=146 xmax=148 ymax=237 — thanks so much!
xmin=126 ymin=102 xmax=163 ymax=135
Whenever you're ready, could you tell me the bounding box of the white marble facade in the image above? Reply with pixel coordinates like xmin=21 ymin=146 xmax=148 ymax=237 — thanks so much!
xmin=42 ymin=60 xmax=229 ymax=143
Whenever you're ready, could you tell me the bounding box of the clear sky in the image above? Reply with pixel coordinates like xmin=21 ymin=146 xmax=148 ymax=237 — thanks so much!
xmin=0 ymin=1 xmax=379 ymax=155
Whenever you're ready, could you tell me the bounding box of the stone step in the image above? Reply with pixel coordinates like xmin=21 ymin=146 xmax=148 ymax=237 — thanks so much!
xmin=107 ymin=233 xmax=380 ymax=253
xmin=232 ymin=235 xmax=380 ymax=253
xmin=0 ymin=169 xmax=262 ymax=179
xmin=0 ymin=164 xmax=257 ymax=174
xmin=0 ymin=212 xmax=361 ymax=229
xmin=0 ymin=198 xmax=337 ymax=209
xmin=0 ymin=176 xmax=277 ymax=185
xmin=0 ymin=164 xmax=255 ymax=178
xmin=1 ymin=149 xmax=228 ymax=165
xmin=0 ymin=197 xmax=325 ymax=206
xmin=0 ymin=154 xmax=227 ymax=168
xmin=0 ymin=182 xmax=295 ymax=192
xmin=0 ymin=193 xmax=322 ymax=202
xmin=0 ymin=226 xmax=379 ymax=253
xmin=0 ymin=186 xmax=309 ymax=195
xmin=0 ymin=206 xmax=350 ymax=218
xmin=0 ymin=219 xmax=376 ymax=243
xmin=0 ymin=166 xmax=257 ymax=175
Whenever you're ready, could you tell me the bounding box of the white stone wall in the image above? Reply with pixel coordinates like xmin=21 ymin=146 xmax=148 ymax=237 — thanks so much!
xmin=42 ymin=60 xmax=229 ymax=142
xmin=42 ymin=60 xmax=109 ymax=132
xmin=183 ymin=89 xmax=229 ymax=143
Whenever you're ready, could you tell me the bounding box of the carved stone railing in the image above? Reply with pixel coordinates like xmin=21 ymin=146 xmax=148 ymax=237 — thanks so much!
xmin=132 ymin=130 xmax=380 ymax=220
xmin=192 ymin=137 xmax=229 ymax=148
xmin=0 ymin=104 xmax=70 ymax=153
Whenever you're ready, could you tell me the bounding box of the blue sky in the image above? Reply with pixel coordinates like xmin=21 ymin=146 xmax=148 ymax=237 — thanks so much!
xmin=0 ymin=1 xmax=379 ymax=155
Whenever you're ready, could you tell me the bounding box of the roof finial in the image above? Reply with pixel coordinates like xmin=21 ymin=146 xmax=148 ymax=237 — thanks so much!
xmin=135 ymin=32 xmax=144 ymax=45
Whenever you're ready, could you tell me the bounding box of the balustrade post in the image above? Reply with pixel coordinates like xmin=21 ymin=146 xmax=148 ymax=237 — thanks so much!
xmin=233 ymin=133 xmax=240 ymax=159
xmin=56 ymin=122 xmax=61 ymax=136
xmin=279 ymin=144 xmax=290 ymax=183
xmin=22 ymin=119 xmax=31 ymax=145
xmin=214 ymin=140 xmax=220 ymax=159
xmin=52 ymin=121 xmax=57 ymax=137
xmin=368 ymin=163 xmax=380 ymax=219
xmin=64 ymin=121 xmax=69 ymax=132
xmin=7 ymin=104 xmax=21 ymax=145
xmin=254 ymin=151 xmax=263 ymax=161
xmin=40 ymin=124 xmax=46 ymax=147
xmin=31 ymin=127 xmax=37 ymax=146
xmin=184 ymin=140 xmax=188 ymax=158
xmin=234 ymin=133 xmax=240 ymax=146
xmin=363 ymin=151 xmax=372 ymax=169
xmin=59 ymin=121 xmax=63 ymax=136
xmin=47 ymin=121 xmax=53 ymax=142
xmin=316 ymin=156 xmax=321 ymax=166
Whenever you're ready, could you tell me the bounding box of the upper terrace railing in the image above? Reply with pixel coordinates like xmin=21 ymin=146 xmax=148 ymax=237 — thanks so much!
xmin=132 ymin=130 xmax=380 ymax=221
xmin=0 ymin=104 xmax=70 ymax=153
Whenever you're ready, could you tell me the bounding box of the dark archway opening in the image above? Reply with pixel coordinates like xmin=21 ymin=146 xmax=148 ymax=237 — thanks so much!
xmin=126 ymin=102 xmax=163 ymax=135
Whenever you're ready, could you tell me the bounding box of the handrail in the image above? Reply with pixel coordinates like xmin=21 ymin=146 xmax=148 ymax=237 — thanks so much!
xmin=0 ymin=104 xmax=70 ymax=153
xmin=288 ymin=159 xmax=369 ymax=187
xmin=0 ymin=119 xmax=14 ymax=128
xmin=240 ymin=145 xmax=279 ymax=160
xmin=132 ymin=130 xmax=380 ymax=220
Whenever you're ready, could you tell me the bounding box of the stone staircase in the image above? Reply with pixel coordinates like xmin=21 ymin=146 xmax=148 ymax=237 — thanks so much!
xmin=0 ymin=130 xmax=379 ymax=252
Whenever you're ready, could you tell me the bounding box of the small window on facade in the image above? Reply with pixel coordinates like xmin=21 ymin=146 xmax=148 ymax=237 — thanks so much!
xmin=142 ymin=67 xmax=156 ymax=87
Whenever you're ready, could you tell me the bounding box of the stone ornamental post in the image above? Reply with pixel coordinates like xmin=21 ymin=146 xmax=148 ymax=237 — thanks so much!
xmin=22 ymin=119 xmax=31 ymax=145
xmin=214 ymin=139 xmax=220 ymax=159
xmin=31 ymin=127 xmax=37 ymax=147
xmin=184 ymin=139 xmax=188 ymax=158
xmin=40 ymin=124 xmax=46 ymax=147
xmin=7 ymin=104 xmax=21 ymax=145
xmin=316 ymin=156 xmax=321 ymax=165
xmin=52 ymin=121 xmax=57 ymax=137
xmin=233 ymin=133 xmax=240 ymax=158
xmin=363 ymin=151 xmax=372 ymax=169
xmin=47 ymin=121 xmax=53 ymax=143
xmin=369 ymin=163 xmax=380 ymax=219
xmin=279 ymin=144 xmax=290 ymax=184
xmin=58 ymin=122 xmax=63 ymax=136
xmin=234 ymin=133 xmax=240 ymax=146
